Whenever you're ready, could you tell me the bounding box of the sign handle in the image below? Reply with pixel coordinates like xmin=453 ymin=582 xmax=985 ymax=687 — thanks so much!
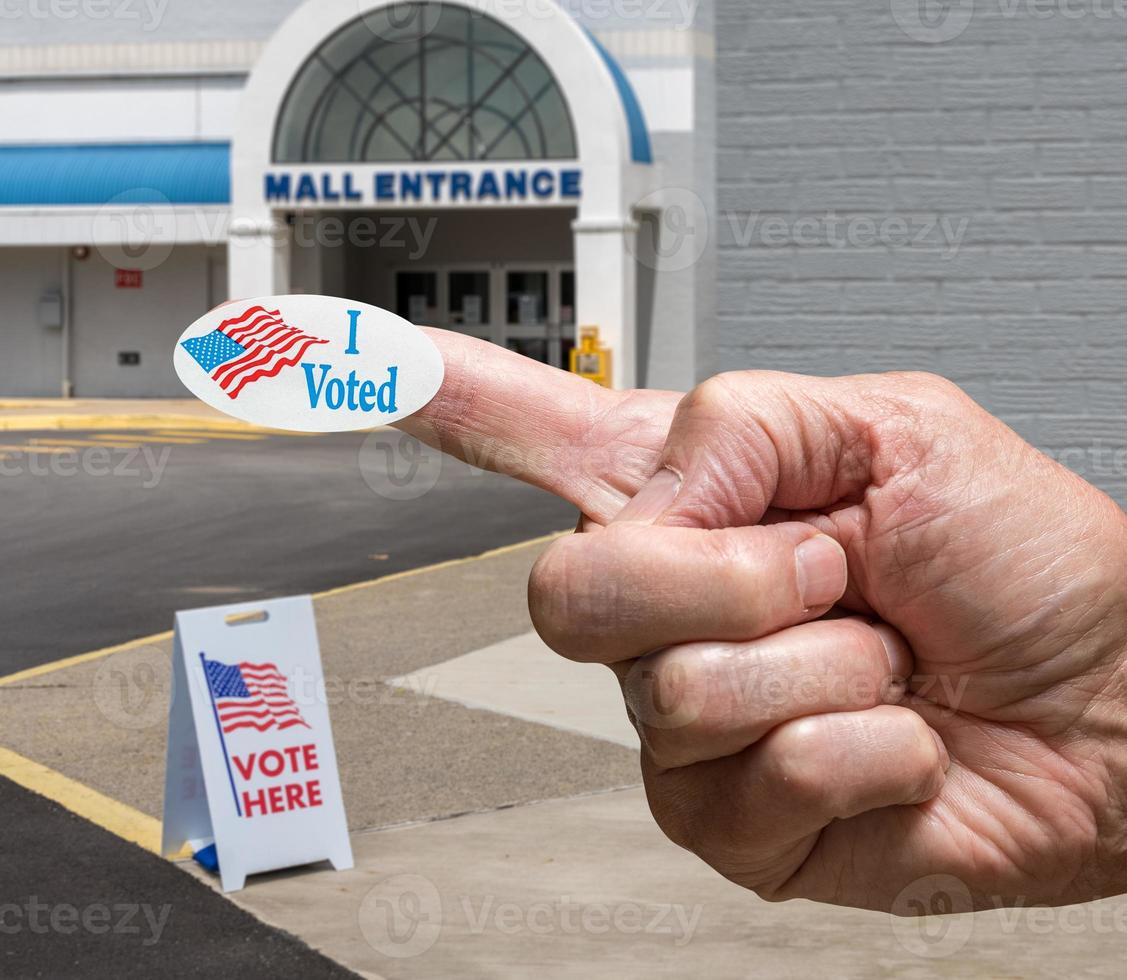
xmin=199 ymin=651 xmax=243 ymax=818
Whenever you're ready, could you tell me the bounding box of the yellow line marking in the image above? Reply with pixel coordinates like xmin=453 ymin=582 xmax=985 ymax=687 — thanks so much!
xmin=159 ymin=430 xmax=266 ymax=442
xmin=0 ymin=530 xmax=568 ymax=856
xmin=0 ymin=629 xmax=173 ymax=688
xmin=314 ymin=530 xmax=569 ymax=601
xmin=94 ymin=434 xmax=205 ymax=445
xmin=0 ymin=746 xmax=166 ymax=854
xmin=24 ymin=435 xmax=203 ymax=448
xmin=31 ymin=438 xmax=144 ymax=449
xmin=0 ymin=401 xmax=80 ymax=410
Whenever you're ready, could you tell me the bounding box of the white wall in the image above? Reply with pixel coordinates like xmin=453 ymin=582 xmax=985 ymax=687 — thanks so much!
xmin=0 ymin=76 xmax=242 ymax=143
xmin=0 ymin=247 xmax=64 ymax=396
xmin=70 ymin=245 xmax=219 ymax=396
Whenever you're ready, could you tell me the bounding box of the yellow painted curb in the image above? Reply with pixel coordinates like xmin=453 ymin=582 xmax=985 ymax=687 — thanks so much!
xmin=313 ymin=529 xmax=569 ymax=601
xmin=0 ymin=630 xmax=174 ymax=687
xmin=0 ymin=745 xmax=167 ymax=854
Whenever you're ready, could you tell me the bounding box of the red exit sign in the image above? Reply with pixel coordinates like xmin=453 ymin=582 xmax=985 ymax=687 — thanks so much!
xmin=115 ymin=269 xmax=143 ymax=289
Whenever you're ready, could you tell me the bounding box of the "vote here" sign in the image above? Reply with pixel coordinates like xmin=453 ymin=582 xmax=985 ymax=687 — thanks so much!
xmin=161 ymin=596 xmax=353 ymax=892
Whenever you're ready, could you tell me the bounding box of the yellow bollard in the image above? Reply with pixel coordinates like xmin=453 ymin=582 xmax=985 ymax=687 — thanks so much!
xmin=569 ymin=326 xmax=612 ymax=388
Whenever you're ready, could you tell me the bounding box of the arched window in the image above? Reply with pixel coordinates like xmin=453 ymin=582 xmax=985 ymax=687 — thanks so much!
xmin=273 ymin=2 xmax=578 ymax=163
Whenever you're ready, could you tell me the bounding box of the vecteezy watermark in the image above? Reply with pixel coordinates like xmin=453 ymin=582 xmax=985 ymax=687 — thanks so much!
xmin=557 ymin=0 xmax=700 ymax=32
xmin=0 ymin=445 xmax=170 ymax=487
xmin=622 ymin=653 xmax=970 ymax=737
xmin=92 ymin=191 xmax=179 ymax=273
xmin=356 ymin=0 xmax=699 ymax=40
xmin=356 ymin=435 xmax=715 ymax=503
xmin=291 ymin=215 xmax=438 ymax=260
xmin=0 ymin=899 xmax=172 ymax=946
xmin=1046 ymin=441 xmax=1127 ymax=481
xmin=890 ymin=0 xmax=977 ymax=43
xmin=89 ymin=204 xmax=439 ymax=274
xmin=91 ymin=644 xmax=441 ymax=733
xmin=632 ymin=187 xmax=711 ymax=274
xmin=891 ymin=874 xmax=1127 ymax=958
xmin=0 ymin=0 xmax=167 ymax=30
xmin=93 ymin=644 xmax=170 ymax=731
xmin=889 ymin=874 xmax=976 ymax=958
xmin=358 ymin=426 xmax=444 ymax=501
xmin=357 ymin=874 xmax=703 ymax=960
xmin=725 ymin=211 xmax=971 ymax=258
xmin=281 ymin=665 xmax=441 ymax=708
xmin=892 ymin=0 xmax=1127 ymax=44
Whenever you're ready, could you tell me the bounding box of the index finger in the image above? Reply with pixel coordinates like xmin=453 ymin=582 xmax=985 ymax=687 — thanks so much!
xmin=397 ymin=328 xmax=682 ymax=523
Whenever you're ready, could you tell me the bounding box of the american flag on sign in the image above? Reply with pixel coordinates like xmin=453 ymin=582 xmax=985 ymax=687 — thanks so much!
xmin=180 ymin=305 xmax=328 ymax=400
xmin=201 ymin=657 xmax=311 ymax=734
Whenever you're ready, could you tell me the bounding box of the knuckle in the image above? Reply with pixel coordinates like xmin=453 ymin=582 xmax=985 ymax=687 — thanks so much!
xmin=890 ymin=371 xmax=964 ymax=403
xmin=677 ymin=373 xmax=746 ymax=424
xmin=767 ymin=717 xmax=835 ymax=808
xmin=883 ymin=372 xmax=975 ymax=424
xmin=528 ymin=537 xmax=589 ymax=659
xmin=624 ymin=651 xmax=711 ymax=762
xmin=904 ymin=713 xmax=945 ymax=801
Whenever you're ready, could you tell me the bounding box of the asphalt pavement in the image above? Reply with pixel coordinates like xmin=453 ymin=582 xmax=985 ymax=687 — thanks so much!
xmin=0 ymin=778 xmax=354 ymax=980
xmin=2 ymin=427 xmax=575 ymax=675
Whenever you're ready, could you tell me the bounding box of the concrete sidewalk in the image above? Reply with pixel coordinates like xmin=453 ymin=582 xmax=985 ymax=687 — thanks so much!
xmin=4 ymin=535 xmax=1127 ymax=978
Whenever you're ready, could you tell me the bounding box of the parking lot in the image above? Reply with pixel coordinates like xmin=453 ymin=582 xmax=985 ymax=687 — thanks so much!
xmin=1 ymin=407 xmax=575 ymax=674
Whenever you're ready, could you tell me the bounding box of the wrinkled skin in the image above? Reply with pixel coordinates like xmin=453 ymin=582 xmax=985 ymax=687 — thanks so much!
xmin=404 ymin=329 xmax=1127 ymax=913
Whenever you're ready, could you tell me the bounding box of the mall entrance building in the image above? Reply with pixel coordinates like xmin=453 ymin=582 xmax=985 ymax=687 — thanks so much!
xmin=0 ymin=0 xmax=715 ymax=396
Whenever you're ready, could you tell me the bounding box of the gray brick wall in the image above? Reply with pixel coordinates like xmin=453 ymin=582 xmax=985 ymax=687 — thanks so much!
xmin=715 ymin=0 xmax=1127 ymax=505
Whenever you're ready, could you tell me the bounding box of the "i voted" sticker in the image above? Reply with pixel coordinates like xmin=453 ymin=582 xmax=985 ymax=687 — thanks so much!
xmin=173 ymin=296 xmax=444 ymax=432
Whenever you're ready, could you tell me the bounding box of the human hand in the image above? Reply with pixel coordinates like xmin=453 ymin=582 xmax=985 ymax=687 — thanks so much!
xmin=407 ymin=329 xmax=1127 ymax=913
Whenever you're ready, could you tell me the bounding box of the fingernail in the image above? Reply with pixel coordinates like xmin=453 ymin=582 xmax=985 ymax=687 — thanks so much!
xmin=613 ymin=468 xmax=681 ymax=524
xmin=930 ymin=728 xmax=952 ymax=772
xmin=873 ymin=623 xmax=914 ymax=683
xmin=794 ymin=535 xmax=846 ymax=609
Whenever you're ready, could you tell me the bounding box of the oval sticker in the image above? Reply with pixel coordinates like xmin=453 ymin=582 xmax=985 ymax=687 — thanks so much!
xmin=173 ymin=296 xmax=444 ymax=432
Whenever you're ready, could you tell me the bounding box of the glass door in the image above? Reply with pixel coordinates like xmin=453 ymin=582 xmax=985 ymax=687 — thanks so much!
xmin=395 ymin=271 xmax=438 ymax=326
xmin=504 ymin=270 xmax=551 ymax=365
xmin=394 ymin=264 xmax=575 ymax=370
xmin=559 ymin=269 xmax=576 ymax=371
xmin=503 ymin=267 xmax=575 ymax=369
xmin=446 ymin=270 xmax=492 ymax=341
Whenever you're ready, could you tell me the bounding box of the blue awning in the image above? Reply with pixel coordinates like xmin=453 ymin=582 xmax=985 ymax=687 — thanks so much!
xmin=0 ymin=143 xmax=231 ymax=206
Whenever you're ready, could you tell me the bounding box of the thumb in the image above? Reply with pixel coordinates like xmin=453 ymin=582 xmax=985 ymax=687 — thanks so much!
xmin=617 ymin=372 xmax=895 ymax=529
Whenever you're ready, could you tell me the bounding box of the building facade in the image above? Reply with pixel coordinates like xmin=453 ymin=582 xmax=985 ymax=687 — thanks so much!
xmin=3 ymin=0 xmax=1126 ymax=502
xmin=715 ymin=0 xmax=1127 ymax=505
xmin=0 ymin=0 xmax=713 ymax=395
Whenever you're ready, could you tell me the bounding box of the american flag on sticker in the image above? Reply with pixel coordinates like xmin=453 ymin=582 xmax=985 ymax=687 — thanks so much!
xmin=201 ymin=657 xmax=311 ymax=734
xmin=180 ymin=305 xmax=328 ymax=400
